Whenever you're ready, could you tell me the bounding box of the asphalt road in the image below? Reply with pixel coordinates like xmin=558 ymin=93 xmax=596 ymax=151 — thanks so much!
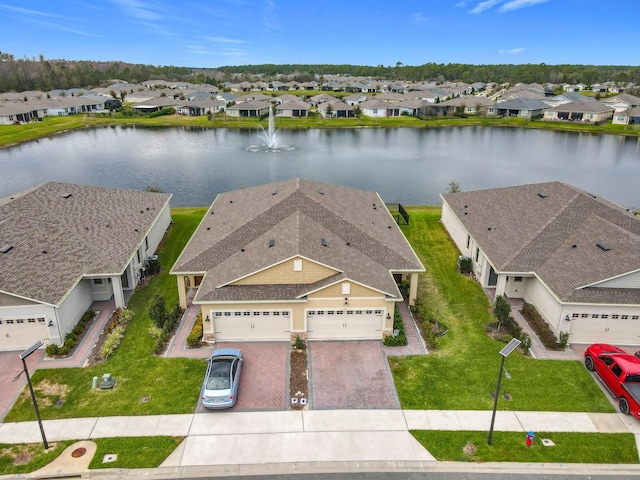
xmin=182 ymin=474 xmax=640 ymax=480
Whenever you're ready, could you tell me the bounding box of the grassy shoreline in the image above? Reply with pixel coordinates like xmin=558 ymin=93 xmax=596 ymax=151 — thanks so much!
xmin=1 ymin=113 xmax=638 ymax=149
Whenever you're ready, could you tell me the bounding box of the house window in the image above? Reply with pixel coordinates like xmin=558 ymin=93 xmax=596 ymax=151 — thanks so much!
xmin=317 ymin=310 xmax=324 ymax=315
xmin=342 ymin=283 xmax=351 ymax=295
xmin=243 ymin=312 xmax=251 ymax=316
xmin=234 ymin=312 xmax=241 ymax=316
xmin=93 ymin=278 xmax=103 ymax=285
xmin=375 ymin=310 xmax=382 ymax=314
xmin=336 ymin=310 xmax=343 ymax=315
xmin=632 ymin=316 xmax=639 ymax=320
xmin=38 ymin=318 xmax=45 ymax=323
xmin=612 ymin=314 xmax=619 ymax=319
xmin=373 ymin=109 xmax=378 ymax=114
xmin=592 ymin=314 xmax=599 ymax=318
xmin=273 ymin=311 xmax=280 ymax=315
xmin=293 ymin=259 xmax=302 ymax=271
xmin=346 ymin=311 xmax=354 ymax=315
xmin=581 ymin=313 xmax=588 ymax=318
xmin=466 ymin=235 xmax=470 ymax=248
xmin=253 ymin=311 xmax=260 ymax=316
xmin=355 ymin=310 xmax=363 ymax=314
xmin=28 ymin=318 xmax=36 ymax=323
xmin=365 ymin=310 xmax=373 ymax=314
xmin=214 ymin=312 xmax=222 ymax=317
xmin=572 ymin=313 xmax=579 ymax=318
xmin=17 ymin=319 xmax=24 ymax=324
xmin=514 ymin=277 xmax=523 ymax=282
xmin=601 ymin=314 xmax=609 ymax=319
xmin=263 ymin=312 xmax=270 ymax=316
xmin=475 ymin=248 xmax=480 ymax=262
xmin=327 ymin=310 xmax=335 ymax=315
xmin=621 ymin=315 xmax=629 ymax=319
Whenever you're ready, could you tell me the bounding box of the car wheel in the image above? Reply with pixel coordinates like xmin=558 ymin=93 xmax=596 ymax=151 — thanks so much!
xmin=584 ymin=355 xmax=594 ymax=371
xmin=619 ymin=397 xmax=630 ymax=415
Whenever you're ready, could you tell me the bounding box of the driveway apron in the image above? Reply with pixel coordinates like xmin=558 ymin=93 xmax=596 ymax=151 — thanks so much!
xmin=308 ymin=341 xmax=399 ymax=409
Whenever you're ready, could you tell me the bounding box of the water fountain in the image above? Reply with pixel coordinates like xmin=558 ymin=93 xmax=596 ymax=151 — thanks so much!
xmin=247 ymin=102 xmax=293 ymax=152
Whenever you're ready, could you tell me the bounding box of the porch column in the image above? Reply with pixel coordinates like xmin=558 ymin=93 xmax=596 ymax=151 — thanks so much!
xmin=409 ymin=273 xmax=419 ymax=307
xmin=495 ymin=275 xmax=507 ymax=297
xmin=177 ymin=275 xmax=187 ymax=309
xmin=111 ymin=275 xmax=125 ymax=308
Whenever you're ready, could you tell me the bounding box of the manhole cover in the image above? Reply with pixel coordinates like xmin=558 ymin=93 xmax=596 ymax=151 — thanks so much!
xmin=490 ymin=392 xmax=496 ymax=399
xmin=141 ymin=395 xmax=150 ymax=403
xmin=503 ymin=393 xmax=512 ymax=401
xmin=55 ymin=399 xmax=64 ymax=407
xmin=71 ymin=447 xmax=86 ymax=458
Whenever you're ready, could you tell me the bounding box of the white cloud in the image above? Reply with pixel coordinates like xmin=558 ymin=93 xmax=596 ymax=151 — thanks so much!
xmin=499 ymin=0 xmax=550 ymax=12
xmin=498 ymin=47 xmax=525 ymax=54
xmin=109 ymin=0 xmax=162 ymax=21
xmin=202 ymin=36 xmax=248 ymax=45
xmin=454 ymin=2 xmax=467 ymax=7
xmin=412 ymin=12 xmax=429 ymax=23
xmin=469 ymin=0 xmax=502 ymax=14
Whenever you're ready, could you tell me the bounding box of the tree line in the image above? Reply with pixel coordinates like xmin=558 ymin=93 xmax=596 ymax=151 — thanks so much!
xmin=1 ymin=51 xmax=639 ymax=93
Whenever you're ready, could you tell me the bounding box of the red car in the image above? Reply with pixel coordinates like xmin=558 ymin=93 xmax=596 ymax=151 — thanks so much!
xmin=584 ymin=343 xmax=640 ymax=419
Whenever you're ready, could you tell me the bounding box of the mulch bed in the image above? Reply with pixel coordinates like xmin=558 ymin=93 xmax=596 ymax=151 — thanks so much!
xmin=289 ymin=345 xmax=308 ymax=410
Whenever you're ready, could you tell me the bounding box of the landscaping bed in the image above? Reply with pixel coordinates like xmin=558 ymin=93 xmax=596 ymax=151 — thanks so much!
xmin=289 ymin=336 xmax=308 ymax=409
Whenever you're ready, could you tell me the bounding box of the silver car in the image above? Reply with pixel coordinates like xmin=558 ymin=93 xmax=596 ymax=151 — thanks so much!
xmin=201 ymin=348 xmax=243 ymax=409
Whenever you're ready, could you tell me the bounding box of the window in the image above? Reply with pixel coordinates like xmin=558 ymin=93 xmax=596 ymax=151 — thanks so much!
xmin=317 ymin=310 xmax=324 ymax=315
xmin=253 ymin=312 xmax=260 ymax=316
xmin=28 ymin=318 xmax=36 ymax=323
xmin=581 ymin=313 xmax=588 ymax=318
xmin=234 ymin=312 xmax=241 ymax=316
xmin=365 ymin=310 xmax=373 ymax=314
xmin=466 ymin=235 xmax=471 ymax=248
xmin=612 ymin=314 xmax=619 ymax=319
xmin=601 ymin=314 xmax=609 ymax=319
xmin=341 ymin=283 xmax=351 ymax=295
xmin=93 ymin=278 xmax=104 ymax=285
xmin=375 ymin=310 xmax=382 ymax=314
xmin=632 ymin=315 xmax=639 ymax=320
xmin=475 ymin=248 xmax=480 ymax=262
xmin=243 ymin=312 xmax=250 ymax=316
xmin=327 ymin=310 xmax=335 ymax=315
xmin=17 ymin=319 xmax=24 ymax=324
xmin=612 ymin=364 xmax=623 ymax=377
xmin=273 ymin=311 xmax=280 ymax=315
xmin=514 ymin=277 xmax=523 ymax=282
xmin=262 ymin=312 xmax=270 ymax=316
xmin=592 ymin=314 xmax=599 ymax=318
xmin=572 ymin=313 xmax=579 ymax=318
xmin=293 ymin=259 xmax=302 ymax=271
xmin=214 ymin=312 xmax=222 ymax=317
xmin=621 ymin=315 xmax=629 ymax=319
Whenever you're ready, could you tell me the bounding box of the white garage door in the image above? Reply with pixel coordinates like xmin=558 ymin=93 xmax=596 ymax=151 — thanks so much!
xmin=306 ymin=309 xmax=384 ymax=340
xmin=568 ymin=317 xmax=640 ymax=345
xmin=212 ymin=310 xmax=290 ymax=341
xmin=0 ymin=316 xmax=49 ymax=352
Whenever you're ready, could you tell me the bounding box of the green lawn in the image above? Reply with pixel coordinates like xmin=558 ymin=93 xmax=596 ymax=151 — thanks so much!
xmin=411 ymin=430 xmax=638 ymax=463
xmin=389 ymin=207 xmax=615 ymax=413
xmin=5 ymin=208 xmax=208 ymax=422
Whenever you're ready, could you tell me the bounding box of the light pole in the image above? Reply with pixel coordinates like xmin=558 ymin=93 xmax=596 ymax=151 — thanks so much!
xmin=488 ymin=337 xmax=520 ymax=446
xmin=18 ymin=340 xmax=49 ymax=449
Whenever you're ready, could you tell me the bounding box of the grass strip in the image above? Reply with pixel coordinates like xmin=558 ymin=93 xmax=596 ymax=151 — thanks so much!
xmin=0 ymin=440 xmax=74 ymax=475
xmin=411 ymin=430 xmax=639 ymax=463
xmin=89 ymin=436 xmax=182 ymax=469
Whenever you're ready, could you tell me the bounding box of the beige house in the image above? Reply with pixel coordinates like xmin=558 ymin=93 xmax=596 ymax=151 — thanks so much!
xmin=441 ymin=182 xmax=640 ymax=345
xmin=543 ymin=101 xmax=613 ymax=123
xmin=171 ymin=179 xmax=424 ymax=343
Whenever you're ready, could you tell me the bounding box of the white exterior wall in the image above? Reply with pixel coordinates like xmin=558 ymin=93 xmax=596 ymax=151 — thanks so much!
xmin=55 ymin=279 xmax=93 ymax=341
xmin=362 ymin=107 xmax=387 ymax=118
xmin=0 ymin=303 xmax=57 ymax=351
xmin=522 ymin=277 xmax=564 ymax=335
xmin=147 ymin=201 xmax=172 ymax=255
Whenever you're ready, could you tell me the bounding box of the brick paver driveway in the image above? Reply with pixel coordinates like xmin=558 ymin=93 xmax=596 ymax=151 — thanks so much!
xmin=308 ymin=341 xmax=399 ymax=409
xmin=196 ymin=342 xmax=289 ymax=412
xmin=0 ymin=350 xmax=43 ymax=422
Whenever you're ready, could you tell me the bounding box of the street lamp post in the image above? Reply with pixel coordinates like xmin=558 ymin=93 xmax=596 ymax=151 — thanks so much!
xmin=18 ymin=340 xmax=49 ymax=450
xmin=487 ymin=337 xmax=521 ymax=446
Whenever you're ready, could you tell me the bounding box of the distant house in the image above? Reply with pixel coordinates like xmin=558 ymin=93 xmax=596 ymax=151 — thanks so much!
xmin=131 ymin=96 xmax=179 ymax=114
xmin=563 ymin=83 xmax=586 ymax=92
xmin=309 ymin=93 xmax=339 ymax=106
xmin=359 ymin=99 xmax=400 ymax=118
xmin=433 ymin=96 xmax=496 ymax=116
xmin=543 ymin=101 xmax=613 ymax=123
xmin=177 ymin=99 xmax=227 ymax=116
xmin=317 ymin=101 xmax=354 ymax=118
xmin=441 ymin=181 xmax=640 ymax=346
xmin=276 ymin=100 xmax=310 ymax=117
xmin=601 ymin=93 xmax=640 ymax=112
xmin=612 ymin=106 xmax=640 ymax=125
xmin=344 ymin=94 xmax=368 ymax=106
xmin=494 ymin=97 xmax=547 ymax=119
xmin=226 ymin=100 xmax=271 ymax=118
xmin=0 ymin=183 xmax=172 ymax=351
xmin=0 ymin=102 xmax=33 ymax=124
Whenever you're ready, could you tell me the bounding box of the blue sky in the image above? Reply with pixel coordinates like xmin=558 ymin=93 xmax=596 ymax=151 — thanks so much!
xmin=1 ymin=0 xmax=637 ymax=68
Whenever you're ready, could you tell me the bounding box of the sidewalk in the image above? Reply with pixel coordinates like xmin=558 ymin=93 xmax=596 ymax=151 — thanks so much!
xmin=1 ymin=409 xmax=639 ymax=467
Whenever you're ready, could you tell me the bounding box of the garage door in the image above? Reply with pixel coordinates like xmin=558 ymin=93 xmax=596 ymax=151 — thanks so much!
xmin=306 ymin=309 xmax=384 ymax=340
xmin=212 ymin=310 xmax=290 ymax=341
xmin=0 ymin=316 xmax=49 ymax=352
xmin=568 ymin=317 xmax=640 ymax=345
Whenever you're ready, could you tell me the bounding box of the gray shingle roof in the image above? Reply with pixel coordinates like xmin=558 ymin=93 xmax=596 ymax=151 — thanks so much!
xmin=442 ymin=182 xmax=640 ymax=304
xmin=172 ymin=179 xmax=424 ymax=302
xmin=0 ymin=182 xmax=171 ymax=305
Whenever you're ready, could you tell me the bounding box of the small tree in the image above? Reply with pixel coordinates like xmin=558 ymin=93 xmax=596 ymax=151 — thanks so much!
xmin=324 ymin=103 xmax=333 ymax=117
xmin=149 ymin=294 xmax=169 ymax=329
xmin=493 ymin=295 xmax=511 ymax=332
xmin=448 ymin=181 xmax=461 ymax=193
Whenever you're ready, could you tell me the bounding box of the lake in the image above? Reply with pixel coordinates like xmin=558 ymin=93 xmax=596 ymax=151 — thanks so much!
xmin=1 ymin=125 xmax=639 ymax=208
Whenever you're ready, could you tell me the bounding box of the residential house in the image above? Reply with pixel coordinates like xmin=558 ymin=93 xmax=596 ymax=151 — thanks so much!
xmin=441 ymin=182 xmax=640 ymax=345
xmin=171 ymin=179 xmax=424 ymax=343
xmin=359 ymin=99 xmax=400 ymax=118
xmin=494 ymin=97 xmax=548 ymax=119
xmin=432 ymin=96 xmax=496 ymax=116
xmin=0 ymin=102 xmax=33 ymax=125
xmin=177 ymin=99 xmax=227 ymax=116
xmin=226 ymin=100 xmax=271 ymax=118
xmin=563 ymin=83 xmax=587 ymax=92
xmin=317 ymin=101 xmax=354 ymax=118
xmin=0 ymin=182 xmax=172 ymax=351
xmin=601 ymin=93 xmax=640 ymax=112
xmin=344 ymin=94 xmax=368 ymax=106
xmin=543 ymin=92 xmax=595 ymax=108
xmin=276 ymin=100 xmax=310 ymax=118
xmin=543 ymin=101 xmax=613 ymax=123
xmin=612 ymin=106 xmax=640 ymax=125
xmin=309 ymin=93 xmax=339 ymax=106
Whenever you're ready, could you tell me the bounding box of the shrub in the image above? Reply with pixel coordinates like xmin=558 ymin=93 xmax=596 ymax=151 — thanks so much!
xmin=520 ymin=301 xmax=564 ymax=350
xmin=46 ymin=343 xmax=59 ymax=356
xmin=147 ymin=258 xmax=160 ymax=275
xmin=558 ymin=331 xmax=570 ymax=349
xmin=186 ymin=313 xmax=203 ymax=348
xmin=148 ymin=324 xmax=165 ymax=340
xmin=149 ymin=107 xmax=175 ymax=118
xmin=119 ymin=309 xmax=135 ymax=325
xmin=519 ymin=332 xmax=532 ymax=353
xmin=100 ymin=325 xmax=125 ymax=360
xmin=493 ymin=295 xmax=511 ymax=330
xmin=295 ymin=335 xmax=304 ymax=350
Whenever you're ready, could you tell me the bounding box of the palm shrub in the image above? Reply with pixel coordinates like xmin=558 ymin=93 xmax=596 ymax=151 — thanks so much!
xmin=186 ymin=313 xmax=203 ymax=348
xmin=100 ymin=325 xmax=125 ymax=360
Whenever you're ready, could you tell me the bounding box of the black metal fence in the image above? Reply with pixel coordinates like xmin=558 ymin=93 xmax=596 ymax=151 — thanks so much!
xmin=386 ymin=203 xmax=410 ymax=225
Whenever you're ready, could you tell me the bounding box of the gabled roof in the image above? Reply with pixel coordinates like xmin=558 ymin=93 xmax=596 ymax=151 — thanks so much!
xmin=0 ymin=183 xmax=171 ymax=306
xmin=546 ymin=101 xmax=613 ymax=113
xmin=495 ymin=97 xmax=549 ymax=110
xmin=442 ymin=182 xmax=640 ymax=304
xmin=172 ymin=179 xmax=424 ymax=302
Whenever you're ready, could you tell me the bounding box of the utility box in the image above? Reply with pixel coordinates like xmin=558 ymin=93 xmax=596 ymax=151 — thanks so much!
xmin=100 ymin=373 xmax=115 ymax=389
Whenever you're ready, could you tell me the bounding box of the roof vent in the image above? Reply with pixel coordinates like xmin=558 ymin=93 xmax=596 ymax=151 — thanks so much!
xmin=268 ymin=239 xmax=275 ymax=248
xmin=596 ymin=242 xmax=611 ymax=251
xmin=62 ymin=192 xmax=72 ymax=198
xmin=211 ymin=209 xmax=214 ymax=214
xmin=1 ymin=244 xmax=13 ymax=253
xmin=318 ymin=189 xmax=324 ymax=195
xmin=537 ymin=192 xmax=548 ymax=198
xmin=321 ymin=238 xmax=328 ymax=247
xmin=571 ymin=244 xmax=577 ymax=248
xmin=272 ymin=189 xmax=278 ymax=195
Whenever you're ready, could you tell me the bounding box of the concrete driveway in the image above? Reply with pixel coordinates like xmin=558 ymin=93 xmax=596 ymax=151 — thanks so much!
xmin=308 ymin=341 xmax=399 ymax=410
xmin=195 ymin=342 xmax=290 ymax=412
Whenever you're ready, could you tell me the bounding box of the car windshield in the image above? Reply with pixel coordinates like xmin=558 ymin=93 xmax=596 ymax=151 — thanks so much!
xmin=626 ymin=374 xmax=640 ymax=383
xmin=206 ymin=359 xmax=232 ymax=390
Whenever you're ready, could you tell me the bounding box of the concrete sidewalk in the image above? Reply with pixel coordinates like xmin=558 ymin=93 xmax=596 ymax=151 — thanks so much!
xmin=1 ymin=409 xmax=639 ymax=468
